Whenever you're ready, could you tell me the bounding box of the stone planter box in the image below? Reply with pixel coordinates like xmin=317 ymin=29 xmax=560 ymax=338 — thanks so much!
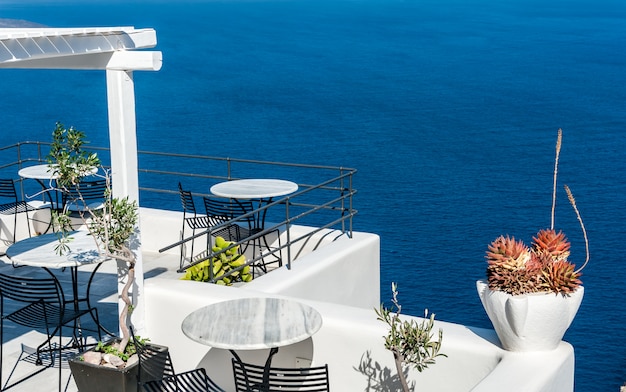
xmin=68 ymin=339 xmax=169 ymax=392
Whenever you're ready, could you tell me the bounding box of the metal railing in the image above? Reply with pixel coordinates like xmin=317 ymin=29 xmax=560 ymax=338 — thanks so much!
xmin=0 ymin=141 xmax=358 ymax=282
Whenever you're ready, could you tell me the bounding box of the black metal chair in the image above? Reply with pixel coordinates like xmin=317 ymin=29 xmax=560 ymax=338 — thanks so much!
xmin=0 ymin=178 xmax=38 ymax=244
xmin=203 ymin=197 xmax=282 ymax=275
xmin=131 ymin=327 xmax=224 ymax=392
xmin=232 ymin=357 xmax=330 ymax=392
xmin=178 ymin=182 xmax=210 ymax=269
xmin=0 ymin=272 xmax=101 ymax=392
xmin=60 ymin=178 xmax=107 ymax=215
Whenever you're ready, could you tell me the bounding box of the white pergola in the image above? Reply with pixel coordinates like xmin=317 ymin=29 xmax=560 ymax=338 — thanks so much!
xmin=0 ymin=26 xmax=163 ymax=332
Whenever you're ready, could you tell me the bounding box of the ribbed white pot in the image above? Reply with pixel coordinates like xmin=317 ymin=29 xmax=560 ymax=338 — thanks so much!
xmin=476 ymin=280 xmax=584 ymax=351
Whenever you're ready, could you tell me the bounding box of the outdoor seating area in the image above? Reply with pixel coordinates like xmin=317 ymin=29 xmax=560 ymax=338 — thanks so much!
xmin=0 ymin=140 xmax=581 ymax=391
xmin=0 ymin=145 xmax=357 ymax=391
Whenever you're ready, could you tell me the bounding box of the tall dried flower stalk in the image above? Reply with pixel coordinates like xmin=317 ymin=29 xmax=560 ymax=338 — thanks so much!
xmin=565 ymin=185 xmax=589 ymax=273
xmin=551 ymin=128 xmax=562 ymax=230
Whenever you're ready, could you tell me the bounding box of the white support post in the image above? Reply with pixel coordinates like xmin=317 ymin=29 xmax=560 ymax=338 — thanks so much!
xmin=105 ymin=68 xmax=145 ymax=333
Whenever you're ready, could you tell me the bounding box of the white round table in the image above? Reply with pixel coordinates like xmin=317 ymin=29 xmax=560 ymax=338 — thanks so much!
xmin=6 ymin=231 xmax=107 ymax=267
xmin=18 ymin=164 xmax=99 ymax=181
xmin=181 ymin=297 xmax=322 ymax=350
xmin=182 ymin=297 xmax=322 ymax=391
xmin=210 ymin=179 xmax=298 ymax=199
xmin=5 ymin=231 xmax=112 ymax=335
xmin=18 ymin=164 xmax=59 ymax=180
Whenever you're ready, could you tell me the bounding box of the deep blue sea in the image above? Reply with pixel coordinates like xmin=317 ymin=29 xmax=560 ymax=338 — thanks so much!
xmin=2 ymin=0 xmax=626 ymax=390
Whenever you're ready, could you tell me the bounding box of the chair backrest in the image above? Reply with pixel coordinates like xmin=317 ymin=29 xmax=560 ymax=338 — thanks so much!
xmin=178 ymin=182 xmax=198 ymax=214
xmin=203 ymin=197 xmax=254 ymax=229
xmin=0 ymin=179 xmax=18 ymax=201
xmin=62 ymin=179 xmax=107 ymax=212
xmin=0 ymin=272 xmax=63 ymax=305
xmin=232 ymin=358 xmax=330 ymax=392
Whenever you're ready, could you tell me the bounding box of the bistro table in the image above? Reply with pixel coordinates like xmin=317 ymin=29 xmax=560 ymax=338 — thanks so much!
xmin=18 ymin=164 xmax=57 ymax=183
xmin=181 ymin=297 xmax=322 ymax=390
xmin=18 ymin=164 xmax=60 ymax=203
xmin=18 ymin=164 xmax=59 ymax=233
xmin=210 ymin=179 xmax=298 ymax=268
xmin=18 ymin=164 xmax=99 ymax=233
xmin=210 ymin=179 xmax=298 ymax=200
xmin=5 ymin=230 xmax=113 ymax=335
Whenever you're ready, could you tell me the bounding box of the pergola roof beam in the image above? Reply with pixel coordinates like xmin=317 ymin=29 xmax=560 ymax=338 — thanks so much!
xmin=0 ymin=27 xmax=157 ymax=66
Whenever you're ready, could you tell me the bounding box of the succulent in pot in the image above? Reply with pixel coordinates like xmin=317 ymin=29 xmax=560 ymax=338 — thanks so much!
xmin=485 ymin=228 xmax=583 ymax=296
xmin=477 ymin=129 xmax=588 ymax=351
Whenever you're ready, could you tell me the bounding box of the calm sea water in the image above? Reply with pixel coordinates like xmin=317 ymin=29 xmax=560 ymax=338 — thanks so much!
xmin=2 ymin=1 xmax=626 ymax=390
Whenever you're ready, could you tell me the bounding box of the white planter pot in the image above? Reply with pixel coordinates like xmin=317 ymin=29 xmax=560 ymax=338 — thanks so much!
xmin=476 ymin=280 xmax=584 ymax=351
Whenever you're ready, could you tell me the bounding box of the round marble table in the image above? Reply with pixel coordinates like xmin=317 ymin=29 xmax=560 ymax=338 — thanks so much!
xmin=5 ymin=231 xmax=112 ymax=335
xmin=18 ymin=163 xmax=98 ymax=181
xmin=181 ymin=297 xmax=322 ymax=350
xmin=182 ymin=297 xmax=322 ymax=391
xmin=209 ymin=179 xmax=298 ymax=270
xmin=17 ymin=164 xmax=99 ymax=233
xmin=18 ymin=164 xmax=58 ymax=181
xmin=6 ymin=230 xmax=107 ymax=268
xmin=210 ymin=179 xmax=298 ymax=200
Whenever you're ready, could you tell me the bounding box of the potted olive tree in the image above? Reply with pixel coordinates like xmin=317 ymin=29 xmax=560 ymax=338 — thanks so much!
xmin=372 ymin=283 xmax=446 ymax=392
xmin=46 ymin=122 xmax=167 ymax=391
xmin=477 ymin=129 xmax=588 ymax=351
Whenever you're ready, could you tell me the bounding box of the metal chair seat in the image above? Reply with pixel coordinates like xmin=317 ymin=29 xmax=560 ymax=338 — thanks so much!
xmin=5 ymin=301 xmax=94 ymax=331
xmin=0 ymin=201 xmax=38 ymax=215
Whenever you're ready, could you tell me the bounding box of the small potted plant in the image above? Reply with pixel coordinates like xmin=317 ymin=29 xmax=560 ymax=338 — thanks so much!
xmin=180 ymin=235 xmax=252 ymax=285
xmin=372 ymin=283 xmax=446 ymax=392
xmin=476 ymin=129 xmax=588 ymax=351
xmin=46 ymin=122 xmax=166 ymax=391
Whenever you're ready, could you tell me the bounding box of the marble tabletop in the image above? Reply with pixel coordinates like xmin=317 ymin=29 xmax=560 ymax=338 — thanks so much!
xmin=181 ymin=297 xmax=322 ymax=350
xmin=210 ymin=179 xmax=298 ymax=199
xmin=18 ymin=164 xmax=99 ymax=180
xmin=6 ymin=231 xmax=108 ymax=268
xmin=18 ymin=164 xmax=58 ymax=180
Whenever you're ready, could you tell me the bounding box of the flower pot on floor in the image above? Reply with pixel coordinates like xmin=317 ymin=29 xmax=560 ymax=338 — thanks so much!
xmin=68 ymin=339 xmax=168 ymax=392
xmin=476 ymin=280 xmax=584 ymax=351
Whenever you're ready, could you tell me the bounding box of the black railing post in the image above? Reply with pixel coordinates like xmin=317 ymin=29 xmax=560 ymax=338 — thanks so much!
xmin=285 ymin=196 xmax=292 ymax=270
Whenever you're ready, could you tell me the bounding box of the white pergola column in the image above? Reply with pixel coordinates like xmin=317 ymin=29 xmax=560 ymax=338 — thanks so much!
xmin=106 ymin=68 xmax=145 ymax=333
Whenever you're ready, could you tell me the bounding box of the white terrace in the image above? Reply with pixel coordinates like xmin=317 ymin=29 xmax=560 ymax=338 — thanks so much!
xmin=0 ymin=27 xmax=576 ymax=392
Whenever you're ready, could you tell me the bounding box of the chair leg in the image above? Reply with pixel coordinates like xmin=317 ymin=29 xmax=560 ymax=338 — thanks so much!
xmin=12 ymin=211 xmax=17 ymax=244
xmin=12 ymin=209 xmax=33 ymax=244
xmin=1 ymin=318 xmax=3 ymax=390
xmin=179 ymin=229 xmax=185 ymax=269
xmin=58 ymin=327 xmax=62 ymax=392
xmin=24 ymin=209 xmax=32 ymax=239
